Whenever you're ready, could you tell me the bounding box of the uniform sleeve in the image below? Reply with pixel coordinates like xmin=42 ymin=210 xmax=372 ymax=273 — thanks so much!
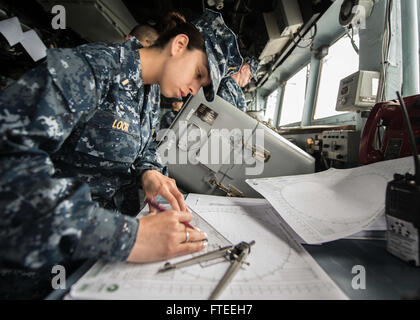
xmin=0 ymin=46 xmax=138 ymax=270
xmin=217 ymin=79 xmax=237 ymax=107
xmin=217 ymin=78 xmax=246 ymax=112
xmin=132 ymin=86 xmax=169 ymax=179
xmin=235 ymin=92 xmax=247 ymax=112
xmin=160 ymin=111 xmax=175 ymax=130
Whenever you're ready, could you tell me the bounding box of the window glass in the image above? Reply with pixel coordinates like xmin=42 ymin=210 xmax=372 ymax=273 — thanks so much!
xmin=279 ymin=65 xmax=309 ymax=126
xmin=264 ymin=89 xmax=279 ymax=125
xmin=314 ymin=33 xmax=360 ymax=119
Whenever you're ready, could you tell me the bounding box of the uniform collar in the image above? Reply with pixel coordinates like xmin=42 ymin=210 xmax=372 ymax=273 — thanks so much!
xmin=225 ymin=75 xmax=242 ymax=91
xmin=119 ymin=38 xmax=144 ymax=89
xmin=125 ymin=37 xmax=143 ymax=51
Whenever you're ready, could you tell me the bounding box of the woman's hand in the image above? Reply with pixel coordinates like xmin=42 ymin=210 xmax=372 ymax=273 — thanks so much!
xmin=126 ymin=210 xmax=208 ymax=263
xmin=141 ymin=170 xmax=187 ymax=212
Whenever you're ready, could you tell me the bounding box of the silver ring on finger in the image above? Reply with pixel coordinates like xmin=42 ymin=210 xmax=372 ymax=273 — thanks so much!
xmin=184 ymin=230 xmax=190 ymax=243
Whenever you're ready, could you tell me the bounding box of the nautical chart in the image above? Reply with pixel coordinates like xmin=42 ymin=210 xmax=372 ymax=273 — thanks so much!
xmin=69 ymin=195 xmax=347 ymax=300
xmin=247 ymin=157 xmax=414 ymax=244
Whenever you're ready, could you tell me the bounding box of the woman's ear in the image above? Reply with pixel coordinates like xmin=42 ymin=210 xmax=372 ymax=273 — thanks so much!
xmin=170 ymin=34 xmax=189 ymax=56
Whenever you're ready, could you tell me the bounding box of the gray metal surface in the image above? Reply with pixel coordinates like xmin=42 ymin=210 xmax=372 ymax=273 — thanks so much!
xmin=38 ymin=0 xmax=137 ymax=42
xmin=303 ymin=239 xmax=420 ymax=300
xmin=158 ymin=89 xmax=315 ymax=198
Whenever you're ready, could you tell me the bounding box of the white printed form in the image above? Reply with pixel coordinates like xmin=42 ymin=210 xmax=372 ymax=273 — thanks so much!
xmin=246 ymin=157 xmax=414 ymax=244
xmin=69 ymin=195 xmax=348 ymax=300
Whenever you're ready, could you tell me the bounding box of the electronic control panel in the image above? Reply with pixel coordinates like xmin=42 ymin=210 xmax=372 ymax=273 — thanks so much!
xmin=336 ymin=70 xmax=380 ymax=112
xmin=321 ymin=130 xmax=361 ymax=163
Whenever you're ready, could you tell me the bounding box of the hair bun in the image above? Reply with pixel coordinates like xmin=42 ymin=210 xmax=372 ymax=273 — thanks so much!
xmin=160 ymin=11 xmax=187 ymax=34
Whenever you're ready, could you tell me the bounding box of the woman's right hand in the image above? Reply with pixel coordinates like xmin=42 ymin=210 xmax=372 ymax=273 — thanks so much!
xmin=126 ymin=210 xmax=208 ymax=263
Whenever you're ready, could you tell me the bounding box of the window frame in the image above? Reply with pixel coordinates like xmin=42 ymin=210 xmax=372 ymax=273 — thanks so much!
xmin=312 ymin=33 xmax=360 ymax=121
xmin=264 ymin=88 xmax=280 ymax=125
xmin=278 ymin=64 xmax=311 ymax=126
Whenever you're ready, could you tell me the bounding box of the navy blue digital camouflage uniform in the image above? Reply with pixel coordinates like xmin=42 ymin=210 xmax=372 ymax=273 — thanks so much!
xmin=0 ymin=75 xmax=14 ymax=91
xmin=0 ymin=37 xmax=163 ymax=273
xmin=217 ymin=76 xmax=248 ymax=111
xmin=244 ymin=55 xmax=260 ymax=82
xmin=160 ymin=110 xmax=179 ymax=129
xmin=217 ymin=55 xmax=260 ymax=111
xmin=193 ymin=9 xmax=243 ymax=101
xmin=0 ymin=8 xmax=243 ymax=296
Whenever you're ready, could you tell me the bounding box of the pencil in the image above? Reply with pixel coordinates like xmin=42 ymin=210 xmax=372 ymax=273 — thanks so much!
xmin=145 ymin=198 xmax=196 ymax=230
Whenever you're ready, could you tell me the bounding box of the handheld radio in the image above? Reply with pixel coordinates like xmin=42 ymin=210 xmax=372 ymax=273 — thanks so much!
xmin=385 ymin=92 xmax=420 ymax=266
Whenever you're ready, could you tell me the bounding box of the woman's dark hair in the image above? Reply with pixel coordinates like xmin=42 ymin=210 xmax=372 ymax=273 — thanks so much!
xmin=159 ymin=11 xmax=187 ymax=34
xmin=152 ymin=12 xmax=205 ymax=52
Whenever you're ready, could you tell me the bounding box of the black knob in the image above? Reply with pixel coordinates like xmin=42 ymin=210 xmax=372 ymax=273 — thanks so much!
xmin=336 ymin=154 xmax=343 ymax=159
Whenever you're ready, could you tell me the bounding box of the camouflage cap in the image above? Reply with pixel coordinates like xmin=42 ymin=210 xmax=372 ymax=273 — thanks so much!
xmin=243 ymin=55 xmax=260 ymax=81
xmin=193 ymin=9 xmax=243 ymax=101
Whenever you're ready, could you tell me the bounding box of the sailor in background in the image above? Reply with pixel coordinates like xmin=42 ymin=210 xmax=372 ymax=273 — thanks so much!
xmin=160 ymin=98 xmax=184 ymax=129
xmin=125 ymin=24 xmax=159 ymax=48
xmin=217 ymin=55 xmax=259 ymax=112
xmin=0 ymin=9 xmax=242 ymax=298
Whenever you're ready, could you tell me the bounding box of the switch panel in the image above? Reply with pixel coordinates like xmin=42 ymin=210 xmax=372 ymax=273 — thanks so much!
xmin=321 ymin=130 xmax=361 ymax=163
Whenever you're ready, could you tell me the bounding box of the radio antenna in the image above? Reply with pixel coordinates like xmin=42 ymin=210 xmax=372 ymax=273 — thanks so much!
xmin=396 ymin=91 xmax=420 ymax=184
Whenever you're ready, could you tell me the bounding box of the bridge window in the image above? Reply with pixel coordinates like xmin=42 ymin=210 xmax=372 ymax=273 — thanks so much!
xmin=279 ymin=64 xmax=310 ymax=126
xmin=264 ymin=89 xmax=279 ymax=125
xmin=314 ymin=32 xmax=360 ymax=119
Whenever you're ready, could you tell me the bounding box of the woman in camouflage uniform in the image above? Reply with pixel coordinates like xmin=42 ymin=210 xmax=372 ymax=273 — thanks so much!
xmin=0 ymin=7 xmax=242 ymax=287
